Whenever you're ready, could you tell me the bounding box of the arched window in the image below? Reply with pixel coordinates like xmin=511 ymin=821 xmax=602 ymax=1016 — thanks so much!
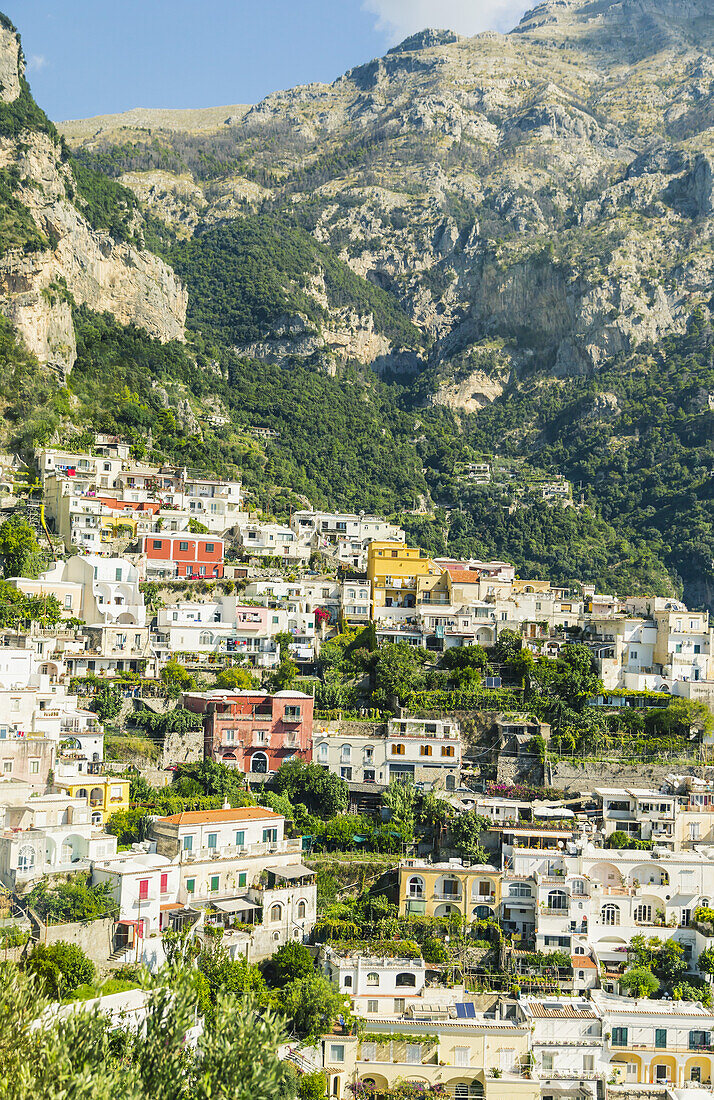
xmin=470 ymin=1085 xmax=484 ymax=1099
xmin=318 ymin=742 xmax=328 ymax=761
xmin=571 ymin=879 xmax=585 ymax=895
xmin=77 ymin=788 xmax=88 ymax=800
xmin=340 ymin=745 xmax=352 ymax=763
xmin=270 ymin=904 xmax=283 ymax=922
xmin=343 ymin=976 xmax=353 ymax=988
xmin=251 ymin=752 xmax=268 ymax=773
xmin=634 ymin=904 xmax=652 ymax=925
xmin=199 ymin=631 xmax=213 ymax=646
xmin=408 ymin=876 xmax=425 ymax=898
xmin=395 ymin=973 xmax=416 ymax=988
xmin=601 ymin=904 xmax=620 ymax=926
xmin=18 ymin=845 xmax=34 ymax=871
xmin=574 ymin=945 xmax=585 ymax=954
xmin=391 ymin=744 xmax=405 ymax=756
xmin=366 ymin=973 xmax=379 ymax=987
xmin=272 ymin=932 xmax=280 ymax=941
xmin=91 ymin=812 xmax=102 ymax=826
xmin=473 ymin=905 xmax=491 ymax=920
xmin=440 ymin=877 xmax=460 ymax=898
xmin=510 ymin=883 xmax=532 ymax=898
xmin=297 ymin=900 xmax=307 ymax=919
xmin=547 ymin=890 xmax=568 ymax=911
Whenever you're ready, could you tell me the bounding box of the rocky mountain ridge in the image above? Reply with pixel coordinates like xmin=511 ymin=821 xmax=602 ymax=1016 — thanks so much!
xmin=60 ymin=0 xmax=714 ymax=403
xmin=0 ymin=17 xmax=185 ymax=375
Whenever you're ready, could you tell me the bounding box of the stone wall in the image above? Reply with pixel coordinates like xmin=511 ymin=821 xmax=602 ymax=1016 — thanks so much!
xmin=29 ymin=909 xmax=116 ymax=966
xmin=549 ymin=758 xmax=712 ymax=793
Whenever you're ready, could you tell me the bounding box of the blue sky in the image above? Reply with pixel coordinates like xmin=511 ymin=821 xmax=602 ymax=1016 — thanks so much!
xmin=11 ymin=0 xmax=529 ymax=122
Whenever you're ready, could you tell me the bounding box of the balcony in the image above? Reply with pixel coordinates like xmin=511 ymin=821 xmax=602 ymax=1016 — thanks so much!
xmin=432 ymin=892 xmax=463 ymax=902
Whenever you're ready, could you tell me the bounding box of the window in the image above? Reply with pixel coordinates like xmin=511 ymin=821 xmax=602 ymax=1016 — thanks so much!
xmin=454 ymin=1047 xmax=469 ymax=1067
xmin=689 ymin=1030 xmax=710 ymax=1050
xmin=394 ymin=998 xmax=405 ymax=1013
xmin=329 ymin=1046 xmax=345 ymax=1063
xmin=408 ymin=876 xmax=425 ymax=898
xmin=343 ymin=976 xmax=352 ymax=988
xmin=340 ymin=767 xmax=352 ymax=780
xmin=364 ymin=770 xmax=375 ymax=782
xmin=138 ymin=879 xmax=149 ymax=901
xmin=509 ymin=883 xmax=532 ymax=897
xmin=183 ymin=835 xmax=193 ymax=851
xmin=583 ymin=1055 xmax=594 ymax=1072
xmin=366 ymin=973 xmax=379 ymax=987
xmin=206 ymin=543 xmax=215 ymax=553
xmin=441 ymin=746 xmax=455 ymax=757
xmin=64 ymin=594 xmax=72 ymax=609
xmin=3 ymin=762 xmax=11 ymax=773
xmin=601 ymin=904 xmax=620 ymax=926
xmin=548 ymin=890 xmax=567 ymax=910
xmin=690 ymin=822 xmax=700 ymax=841
xmin=210 ymin=875 xmax=219 ymax=893
xmin=612 ymin=1027 xmax=628 ymax=1047
xmin=420 ymin=745 xmax=432 ymax=757
xmin=317 ymin=743 xmax=328 ymax=761
xmin=17 ymin=845 xmax=34 ymax=871
xmin=366 ymin=1002 xmax=378 ymax=1015
xmin=270 ymin=904 xmax=282 ymax=921
xmin=391 ymin=744 xmax=405 ymax=755
xmin=263 ymin=828 xmax=278 ymax=844
xmin=634 ymin=904 xmax=652 ymax=924
xmin=160 ymin=873 xmax=168 ymax=895
xmin=207 ymin=833 xmax=217 ymax=849
xmin=235 ymin=830 xmax=245 ymax=847
xmin=29 ymin=760 xmax=39 ymax=775
xmin=655 ymin=1028 xmax=667 ymax=1049
xmin=238 ymin=872 xmax=247 ymax=888
xmin=542 ymin=1053 xmax=554 ymax=1073
xmin=152 ymin=540 xmax=162 ymax=550
xmin=341 ymin=746 xmax=352 ymax=762
xmin=395 ymin=973 xmax=416 ymax=988
xmin=297 ymin=900 xmax=307 ymax=919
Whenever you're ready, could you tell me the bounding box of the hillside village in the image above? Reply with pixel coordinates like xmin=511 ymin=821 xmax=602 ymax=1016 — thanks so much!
xmin=1 ymin=434 xmax=714 ymax=1097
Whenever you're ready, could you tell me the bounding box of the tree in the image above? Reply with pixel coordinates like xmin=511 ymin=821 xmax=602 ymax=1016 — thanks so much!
xmin=699 ymin=945 xmax=714 ymax=979
xmin=618 ymin=965 xmax=659 ymax=999
xmin=372 ymin=643 xmax=428 ymax=706
xmin=25 ymin=878 xmax=118 ymax=923
xmin=383 ymin=779 xmax=418 ymax=847
xmin=656 ymin=940 xmax=688 ymax=986
xmin=274 ymin=759 xmax=348 ymax=818
xmin=0 ymin=515 xmax=44 ymax=578
xmin=449 ymin=811 xmax=490 ymax=863
xmin=160 ymin=659 xmax=197 ymax=698
xmin=278 ymin=974 xmax=350 ymax=1043
xmin=421 ymin=937 xmax=448 ymax=963
xmin=495 ymin=630 xmax=522 ymax=663
xmin=298 ymin=1073 xmax=327 ymax=1100
xmin=267 ymin=657 xmax=299 ymax=693
xmin=90 ymin=682 xmax=122 ymax=722
xmin=25 ymin=942 xmax=95 ymax=997
xmin=267 ymin=941 xmax=315 ymax=987
xmin=215 ymin=666 xmax=260 ymax=690
xmin=106 ymin=806 xmax=152 ymax=847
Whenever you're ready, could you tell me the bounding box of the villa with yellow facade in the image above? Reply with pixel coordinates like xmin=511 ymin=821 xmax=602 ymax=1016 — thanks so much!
xmin=397 ymin=860 xmax=501 ymax=922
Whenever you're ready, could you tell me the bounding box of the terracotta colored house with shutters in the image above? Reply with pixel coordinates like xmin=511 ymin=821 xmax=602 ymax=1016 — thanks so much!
xmin=141 ymin=533 xmax=225 ymax=579
xmin=182 ymin=690 xmax=314 ymax=774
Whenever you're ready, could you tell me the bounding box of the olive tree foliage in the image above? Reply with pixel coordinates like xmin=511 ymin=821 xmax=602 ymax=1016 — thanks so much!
xmin=0 ymin=964 xmax=296 ymax=1100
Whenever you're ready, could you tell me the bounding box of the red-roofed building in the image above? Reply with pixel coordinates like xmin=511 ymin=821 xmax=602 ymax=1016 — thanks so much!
xmin=142 ymin=533 xmax=224 ymax=579
xmin=183 ymin=690 xmax=314 ymax=774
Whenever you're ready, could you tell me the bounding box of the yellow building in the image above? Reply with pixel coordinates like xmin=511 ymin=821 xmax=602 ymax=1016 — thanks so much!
xmin=55 ymin=775 xmax=130 ymax=824
xmin=398 ymin=860 xmax=501 ymax=922
xmin=367 ymin=542 xmax=441 ymax=619
xmin=323 ymin=1016 xmax=538 ymax=1100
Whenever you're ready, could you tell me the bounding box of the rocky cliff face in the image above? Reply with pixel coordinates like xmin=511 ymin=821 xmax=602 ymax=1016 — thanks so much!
xmin=57 ymin=0 xmax=714 ymax=403
xmin=0 ymin=21 xmax=186 ymax=375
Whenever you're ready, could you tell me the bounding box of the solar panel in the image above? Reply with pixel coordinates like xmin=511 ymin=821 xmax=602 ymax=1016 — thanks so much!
xmin=455 ymin=1003 xmax=467 ymax=1018
xmin=455 ymin=1003 xmax=476 ymax=1019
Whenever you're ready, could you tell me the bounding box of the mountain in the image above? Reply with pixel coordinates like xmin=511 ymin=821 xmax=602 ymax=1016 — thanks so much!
xmin=0 ymin=15 xmax=185 ymax=376
xmin=2 ymin=2 xmax=714 ymax=605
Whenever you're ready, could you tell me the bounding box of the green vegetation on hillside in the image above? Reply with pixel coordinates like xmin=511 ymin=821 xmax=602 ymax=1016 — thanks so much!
xmin=169 ymin=215 xmax=421 ymax=348
xmin=0 ymin=167 xmax=46 ymax=255
xmin=68 ymin=156 xmax=138 ymax=242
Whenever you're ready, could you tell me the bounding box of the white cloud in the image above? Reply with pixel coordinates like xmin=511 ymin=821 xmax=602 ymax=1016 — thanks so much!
xmin=28 ymin=54 xmax=48 ymax=72
xmin=362 ymin=0 xmax=529 ymax=41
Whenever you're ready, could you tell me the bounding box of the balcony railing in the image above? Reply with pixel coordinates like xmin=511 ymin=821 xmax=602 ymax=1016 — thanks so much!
xmin=432 ymin=892 xmax=463 ymax=902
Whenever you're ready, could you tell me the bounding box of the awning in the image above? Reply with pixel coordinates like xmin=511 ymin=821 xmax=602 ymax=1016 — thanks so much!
xmin=160 ymin=903 xmax=183 ymax=912
xmin=116 ymin=919 xmax=138 ymax=926
xmin=264 ymin=863 xmax=315 ymax=881
xmin=212 ymin=896 xmax=261 ymax=914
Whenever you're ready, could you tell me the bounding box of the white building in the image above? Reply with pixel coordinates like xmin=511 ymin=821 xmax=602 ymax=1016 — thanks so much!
xmin=0 ymin=794 xmax=117 ymax=888
xmin=237 ymin=522 xmax=310 ymax=564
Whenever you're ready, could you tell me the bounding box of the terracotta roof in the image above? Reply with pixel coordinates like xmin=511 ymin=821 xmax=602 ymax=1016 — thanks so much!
xmin=160 ymin=902 xmax=182 ymax=911
xmin=572 ymin=956 xmax=597 ymax=969
xmin=158 ymin=807 xmax=281 ymax=826
xmin=528 ymin=1004 xmax=596 ymax=1019
xmin=444 ymin=567 xmax=482 ymax=583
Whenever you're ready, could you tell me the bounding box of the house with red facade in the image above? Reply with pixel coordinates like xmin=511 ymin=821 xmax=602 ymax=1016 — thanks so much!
xmin=141 ymin=533 xmax=225 ymax=579
xmin=182 ymin=690 xmax=314 ymax=774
